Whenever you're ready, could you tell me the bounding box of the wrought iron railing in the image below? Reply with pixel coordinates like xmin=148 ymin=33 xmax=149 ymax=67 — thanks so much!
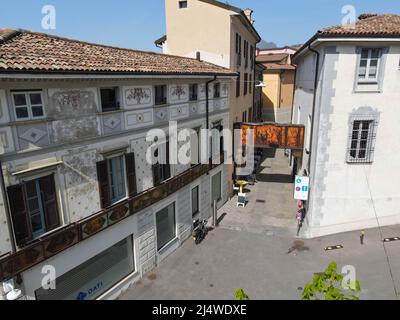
xmin=0 ymin=160 xmax=224 ymax=282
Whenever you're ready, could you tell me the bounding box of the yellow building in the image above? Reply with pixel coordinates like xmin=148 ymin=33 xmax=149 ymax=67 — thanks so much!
xmin=257 ymin=51 xmax=296 ymax=123
xmin=157 ymin=0 xmax=262 ymax=192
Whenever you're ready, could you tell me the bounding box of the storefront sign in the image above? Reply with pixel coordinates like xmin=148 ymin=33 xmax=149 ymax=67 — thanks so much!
xmin=294 ymin=176 xmax=309 ymax=201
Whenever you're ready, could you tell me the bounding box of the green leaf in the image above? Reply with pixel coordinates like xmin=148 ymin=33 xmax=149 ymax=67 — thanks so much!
xmin=235 ymin=288 xmax=250 ymax=300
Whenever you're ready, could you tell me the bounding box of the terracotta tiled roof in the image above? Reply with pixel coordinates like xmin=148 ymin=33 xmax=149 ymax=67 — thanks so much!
xmin=0 ymin=29 xmax=235 ymax=76
xmin=264 ymin=63 xmax=295 ymax=71
xmin=318 ymin=14 xmax=400 ymax=36
xmin=294 ymin=14 xmax=400 ymax=59
xmin=256 ymin=53 xmax=289 ymax=63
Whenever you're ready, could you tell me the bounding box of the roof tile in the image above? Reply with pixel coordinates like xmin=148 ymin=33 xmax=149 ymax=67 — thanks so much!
xmin=0 ymin=29 xmax=234 ymax=76
xmin=318 ymin=14 xmax=400 ymax=36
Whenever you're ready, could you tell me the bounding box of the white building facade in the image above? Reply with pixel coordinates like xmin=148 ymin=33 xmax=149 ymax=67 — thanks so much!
xmin=0 ymin=29 xmax=234 ymax=300
xmin=292 ymin=14 xmax=400 ymax=237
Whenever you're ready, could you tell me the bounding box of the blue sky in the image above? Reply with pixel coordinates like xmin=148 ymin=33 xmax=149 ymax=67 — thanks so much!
xmin=0 ymin=0 xmax=399 ymax=51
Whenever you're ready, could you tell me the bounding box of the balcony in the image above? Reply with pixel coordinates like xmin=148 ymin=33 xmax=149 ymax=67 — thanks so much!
xmin=0 ymin=160 xmax=223 ymax=282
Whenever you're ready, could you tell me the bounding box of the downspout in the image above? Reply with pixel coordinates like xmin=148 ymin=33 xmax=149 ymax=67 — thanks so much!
xmin=304 ymin=44 xmax=320 ymax=220
xmin=0 ymin=160 xmax=17 ymax=253
xmin=252 ymin=67 xmax=256 ymax=122
xmin=290 ymin=63 xmax=297 ymax=125
xmin=278 ymin=70 xmax=283 ymax=111
xmin=307 ymin=44 xmax=320 ymax=174
xmin=206 ymin=75 xmax=217 ymax=173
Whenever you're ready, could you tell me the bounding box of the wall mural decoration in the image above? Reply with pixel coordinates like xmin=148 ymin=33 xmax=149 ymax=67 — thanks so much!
xmin=155 ymin=108 xmax=168 ymax=122
xmin=170 ymin=85 xmax=188 ymax=102
xmin=125 ymin=110 xmax=154 ymax=129
xmin=124 ymin=87 xmax=152 ymax=107
xmin=190 ymin=103 xmax=198 ymax=114
xmin=169 ymin=104 xmax=189 ymax=121
xmin=50 ymin=90 xmax=96 ymax=118
xmin=103 ymin=116 xmax=121 ymax=130
xmin=54 ymin=91 xmax=93 ymax=111
xmin=19 ymin=127 xmax=47 ymax=144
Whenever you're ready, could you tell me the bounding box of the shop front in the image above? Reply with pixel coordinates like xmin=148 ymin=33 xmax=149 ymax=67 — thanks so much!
xmin=35 ymin=236 xmax=135 ymax=300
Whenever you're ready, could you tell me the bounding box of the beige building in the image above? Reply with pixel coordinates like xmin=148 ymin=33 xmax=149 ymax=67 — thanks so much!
xmin=257 ymin=52 xmax=296 ymax=123
xmin=156 ymin=0 xmax=262 ymax=189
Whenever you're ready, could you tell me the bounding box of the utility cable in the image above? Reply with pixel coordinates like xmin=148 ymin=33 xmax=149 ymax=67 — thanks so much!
xmin=363 ymin=165 xmax=398 ymax=298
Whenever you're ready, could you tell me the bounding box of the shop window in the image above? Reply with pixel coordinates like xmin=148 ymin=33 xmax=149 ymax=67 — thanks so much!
xmin=211 ymin=171 xmax=222 ymax=204
xmin=35 ymin=237 xmax=135 ymax=300
xmin=191 ymin=186 xmax=199 ymax=218
xmin=156 ymin=202 xmax=176 ymax=250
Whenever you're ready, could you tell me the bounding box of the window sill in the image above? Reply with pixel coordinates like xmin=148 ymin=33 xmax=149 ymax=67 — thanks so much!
xmin=9 ymin=118 xmax=50 ymax=126
xmin=109 ymin=196 xmax=129 ymax=208
xmin=157 ymin=237 xmax=179 ymax=263
xmin=20 ymin=223 xmax=69 ymax=249
xmin=155 ymin=102 xmax=168 ymax=107
xmin=354 ymin=89 xmax=382 ymax=94
xmin=98 ymin=109 xmax=121 ymax=115
xmin=357 ymin=80 xmax=378 ymax=85
xmin=346 ymin=160 xmax=373 ymax=165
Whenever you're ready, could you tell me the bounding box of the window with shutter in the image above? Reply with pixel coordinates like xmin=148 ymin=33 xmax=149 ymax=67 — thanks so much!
xmin=97 ymin=160 xmax=111 ymax=208
xmin=125 ymin=153 xmax=137 ymax=197
xmin=153 ymin=140 xmax=171 ymax=187
xmin=39 ymin=174 xmax=60 ymax=232
xmin=7 ymin=174 xmax=61 ymax=247
xmin=7 ymin=184 xmax=32 ymax=246
xmin=97 ymin=155 xmax=129 ymax=208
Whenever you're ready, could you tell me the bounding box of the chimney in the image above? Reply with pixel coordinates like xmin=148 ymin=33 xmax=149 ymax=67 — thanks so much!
xmin=358 ymin=13 xmax=378 ymax=20
xmin=244 ymin=8 xmax=255 ymax=25
xmin=196 ymin=51 xmax=201 ymax=61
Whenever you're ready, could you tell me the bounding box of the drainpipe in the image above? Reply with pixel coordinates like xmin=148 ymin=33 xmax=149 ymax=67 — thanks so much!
xmin=252 ymin=69 xmax=256 ymax=122
xmin=0 ymin=160 xmax=17 ymax=253
xmin=206 ymin=76 xmax=217 ymax=173
xmin=290 ymin=63 xmax=297 ymax=125
xmin=303 ymin=44 xmax=320 ymax=219
xmin=307 ymin=44 xmax=320 ymax=174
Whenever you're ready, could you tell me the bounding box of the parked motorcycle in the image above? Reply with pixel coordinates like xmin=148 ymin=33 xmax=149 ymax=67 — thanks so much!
xmin=192 ymin=219 xmax=208 ymax=245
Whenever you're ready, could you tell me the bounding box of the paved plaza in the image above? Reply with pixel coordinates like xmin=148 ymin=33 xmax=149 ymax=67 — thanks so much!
xmin=218 ymin=149 xmax=299 ymax=237
xmin=120 ymin=225 xmax=400 ymax=300
xmin=120 ymin=149 xmax=400 ymax=300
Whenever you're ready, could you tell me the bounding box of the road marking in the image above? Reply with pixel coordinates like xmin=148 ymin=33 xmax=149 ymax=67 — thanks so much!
xmin=325 ymin=245 xmax=344 ymax=251
xmin=383 ymin=237 xmax=400 ymax=243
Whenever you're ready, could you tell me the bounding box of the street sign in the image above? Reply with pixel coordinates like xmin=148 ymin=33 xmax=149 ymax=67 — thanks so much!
xmin=294 ymin=176 xmax=310 ymax=201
